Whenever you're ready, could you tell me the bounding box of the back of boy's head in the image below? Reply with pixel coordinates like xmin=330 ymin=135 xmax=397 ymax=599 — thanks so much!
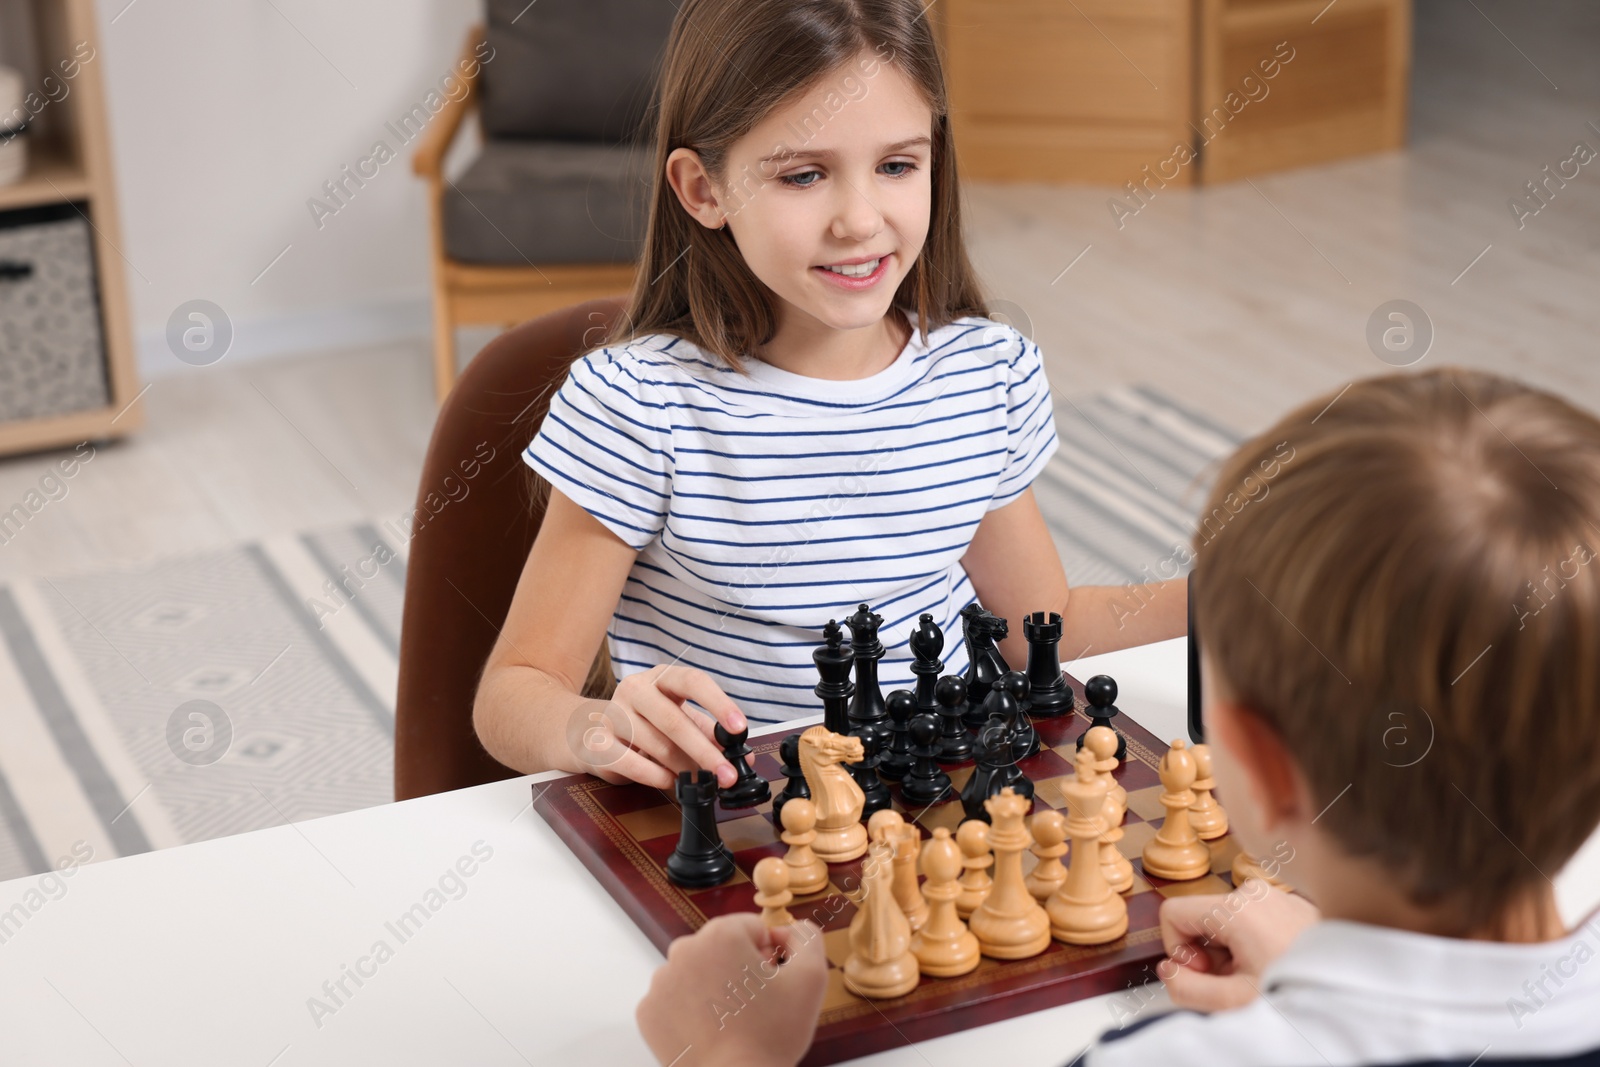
xmin=611 ymin=0 xmax=989 ymax=367
xmin=1193 ymin=366 xmax=1600 ymax=932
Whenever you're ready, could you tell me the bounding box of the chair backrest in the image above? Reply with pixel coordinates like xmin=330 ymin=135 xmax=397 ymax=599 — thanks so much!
xmin=478 ymin=0 xmax=676 ymax=143
xmin=395 ymin=297 xmax=629 ymax=801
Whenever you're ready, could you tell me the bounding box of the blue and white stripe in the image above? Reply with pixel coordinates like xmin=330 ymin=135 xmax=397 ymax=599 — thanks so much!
xmin=524 ymin=312 xmax=1059 ymax=723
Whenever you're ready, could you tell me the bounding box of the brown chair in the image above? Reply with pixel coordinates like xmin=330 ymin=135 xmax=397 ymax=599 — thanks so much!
xmin=395 ymin=296 xmax=627 ymax=801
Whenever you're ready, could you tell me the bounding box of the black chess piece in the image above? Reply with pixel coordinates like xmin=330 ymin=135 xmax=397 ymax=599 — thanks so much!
xmin=901 ymin=712 xmax=953 ymax=806
xmin=959 ymin=603 xmax=1010 ymax=715
xmin=714 ymin=722 xmax=772 ymax=809
xmin=933 ymin=675 xmax=975 ymax=763
xmin=845 ymin=604 xmax=887 ymax=732
xmin=853 ymin=722 xmax=894 ymax=819
xmin=1075 ymin=674 xmax=1128 ymax=761
xmin=999 ymin=671 xmax=1041 ymax=762
xmin=1022 ymin=611 xmax=1074 ymax=717
xmin=666 ymin=770 xmax=735 ymax=887
xmin=773 ymin=733 xmax=810 ymax=821
xmin=880 ymin=689 xmax=915 ymax=780
xmin=961 ymin=685 xmax=1034 ymax=822
xmin=814 ymin=620 xmax=855 ymax=737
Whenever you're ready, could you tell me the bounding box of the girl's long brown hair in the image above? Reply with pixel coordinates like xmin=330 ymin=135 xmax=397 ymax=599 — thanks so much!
xmin=609 ymin=0 xmax=991 ymax=367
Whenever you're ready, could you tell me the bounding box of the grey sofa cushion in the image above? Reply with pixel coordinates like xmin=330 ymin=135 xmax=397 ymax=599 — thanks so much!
xmin=480 ymin=0 xmax=676 ymax=143
xmin=442 ymin=139 xmax=653 ymax=265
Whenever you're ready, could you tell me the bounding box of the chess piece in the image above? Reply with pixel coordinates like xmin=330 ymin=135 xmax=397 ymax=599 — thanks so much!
xmin=962 ymin=688 xmax=1034 ymax=822
xmin=969 ymin=788 xmax=1051 ymax=958
xmin=798 ymin=726 xmax=868 ymax=863
xmin=955 ymin=819 xmax=993 ymax=919
xmin=779 ymin=798 xmax=828 ymax=895
xmin=1188 ymin=743 xmax=1229 ymax=840
xmin=1047 ymin=748 xmax=1129 ymax=944
xmin=1099 ymin=809 xmax=1134 ymax=894
xmin=845 ymin=604 xmax=888 ymax=731
xmin=843 ymin=841 xmax=920 ymax=999
xmin=876 ymin=818 xmax=928 ymax=933
xmin=1233 ymin=850 xmax=1290 ymax=890
xmin=911 ymin=827 xmax=980 ymax=977
xmin=665 ymin=770 xmax=735 ymax=888
xmin=901 ymin=712 xmax=953 ymax=806
xmin=773 ymin=733 xmax=810 ymax=823
xmin=1075 ymin=675 xmax=1127 ymax=761
xmin=714 ymin=722 xmax=771 ymax=809
xmin=911 ymin=612 xmax=973 ymax=759
xmin=814 ymin=620 xmax=855 ymax=737
xmin=753 ymin=856 xmax=795 ymax=927
xmin=844 ymin=606 xmax=894 ymax=818
xmin=1085 ymin=726 xmax=1126 ymax=828
xmin=959 ymin=603 xmax=1011 ymax=716
xmin=998 ymin=671 xmax=1040 ymax=762
xmin=1025 ymin=810 xmax=1068 ymax=903
xmin=1141 ymin=739 xmax=1212 ymax=881
xmin=933 ymin=675 xmax=975 ymax=762
xmin=880 ymin=689 xmax=915 ymax=781
xmin=1022 ymin=610 xmax=1073 ymax=717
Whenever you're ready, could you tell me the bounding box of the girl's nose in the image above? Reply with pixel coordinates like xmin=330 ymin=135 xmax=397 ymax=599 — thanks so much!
xmin=830 ymin=183 xmax=884 ymax=242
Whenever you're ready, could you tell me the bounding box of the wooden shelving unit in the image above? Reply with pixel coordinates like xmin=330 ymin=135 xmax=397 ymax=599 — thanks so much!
xmin=0 ymin=0 xmax=140 ymax=457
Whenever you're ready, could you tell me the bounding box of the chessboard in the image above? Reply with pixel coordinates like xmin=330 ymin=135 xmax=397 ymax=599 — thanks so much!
xmin=532 ymin=673 xmax=1244 ymax=1067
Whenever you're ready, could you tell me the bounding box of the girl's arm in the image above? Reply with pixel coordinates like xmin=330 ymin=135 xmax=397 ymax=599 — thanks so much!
xmin=961 ymin=488 xmax=1188 ymax=667
xmin=473 ymin=487 xmax=745 ymax=789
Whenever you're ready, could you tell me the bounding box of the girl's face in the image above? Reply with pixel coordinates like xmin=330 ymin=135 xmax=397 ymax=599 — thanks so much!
xmin=676 ymin=51 xmax=935 ymax=337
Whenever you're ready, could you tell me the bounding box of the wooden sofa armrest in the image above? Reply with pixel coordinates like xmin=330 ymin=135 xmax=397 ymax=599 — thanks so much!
xmin=413 ymin=24 xmax=487 ymax=180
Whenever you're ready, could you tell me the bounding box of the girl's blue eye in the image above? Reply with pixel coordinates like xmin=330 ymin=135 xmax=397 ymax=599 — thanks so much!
xmin=777 ymin=162 xmax=918 ymax=188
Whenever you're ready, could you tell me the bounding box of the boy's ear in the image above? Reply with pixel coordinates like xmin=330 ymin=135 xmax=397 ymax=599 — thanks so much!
xmin=1208 ymin=698 xmax=1305 ymax=830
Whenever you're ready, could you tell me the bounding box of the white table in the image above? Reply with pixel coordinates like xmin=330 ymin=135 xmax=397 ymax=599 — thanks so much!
xmin=1 ymin=638 xmax=1596 ymax=1067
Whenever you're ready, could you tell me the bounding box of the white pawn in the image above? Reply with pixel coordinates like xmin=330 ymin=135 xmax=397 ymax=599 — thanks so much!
xmin=955 ymin=819 xmax=993 ymax=920
xmin=1025 ymin=810 xmax=1069 ymax=902
xmin=911 ymin=827 xmax=980 ymax=977
xmin=753 ymin=856 xmax=795 ymax=927
xmin=780 ymin=798 xmax=828 ymax=896
xmin=1085 ymin=725 xmax=1126 ymax=828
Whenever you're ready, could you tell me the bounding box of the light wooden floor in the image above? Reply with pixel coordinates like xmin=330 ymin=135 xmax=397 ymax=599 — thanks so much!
xmin=0 ymin=0 xmax=1595 ymax=582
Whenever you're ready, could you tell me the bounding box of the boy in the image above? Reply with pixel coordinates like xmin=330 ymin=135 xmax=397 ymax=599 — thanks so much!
xmin=635 ymin=367 xmax=1600 ymax=1067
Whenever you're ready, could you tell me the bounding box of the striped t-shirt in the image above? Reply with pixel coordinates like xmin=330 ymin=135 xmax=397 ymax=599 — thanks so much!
xmin=522 ymin=310 xmax=1060 ymax=724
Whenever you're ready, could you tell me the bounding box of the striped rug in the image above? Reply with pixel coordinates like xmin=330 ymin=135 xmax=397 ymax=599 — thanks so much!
xmin=0 ymin=385 xmax=1239 ymax=882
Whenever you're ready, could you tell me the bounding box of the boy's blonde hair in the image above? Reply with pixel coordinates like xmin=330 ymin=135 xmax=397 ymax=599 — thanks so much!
xmin=1194 ymin=367 xmax=1600 ymax=933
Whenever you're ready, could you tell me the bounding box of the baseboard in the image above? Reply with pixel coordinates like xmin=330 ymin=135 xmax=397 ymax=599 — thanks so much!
xmin=136 ymin=294 xmax=433 ymax=380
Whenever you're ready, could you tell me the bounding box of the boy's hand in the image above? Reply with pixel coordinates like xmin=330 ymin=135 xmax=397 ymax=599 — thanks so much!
xmin=637 ymin=914 xmax=828 ymax=1067
xmin=579 ymin=665 xmax=752 ymax=790
xmin=1156 ymin=879 xmax=1321 ymax=1012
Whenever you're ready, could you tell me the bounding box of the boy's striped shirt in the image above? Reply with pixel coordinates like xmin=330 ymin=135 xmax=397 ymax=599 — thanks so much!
xmin=522 ymin=311 xmax=1059 ymax=723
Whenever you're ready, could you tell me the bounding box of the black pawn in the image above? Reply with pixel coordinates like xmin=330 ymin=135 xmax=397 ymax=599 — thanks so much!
xmin=934 ymin=675 xmax=974 ymax=763
xmin=666 ymin=770 xmax=734 ymax=887
xmin=999 ymin=671 xmax=1040 ymax=763
xmin=1075 ymin=674 xmax=1128 ymax=761
xmin=714 ymin=722 xmax=771 ymax=809
xmin=901 ymin=712 xmax=953 ymax=806
xmin=1022 ymin=611 xmax=1073 ymax=717
xmin=853 ymin=725 xmax=893 ymax=819
xmin=814 ymin=620 xmax=855 ymax=737
xmin=773 ymin=733 xmax=809 ymax=821
xmin=880 ymin=689 xmax=915 ymax=781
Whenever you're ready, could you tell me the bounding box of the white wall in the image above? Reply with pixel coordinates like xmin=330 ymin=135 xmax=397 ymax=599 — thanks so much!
xmin=89 ymin=0 xmax=481 ymax=376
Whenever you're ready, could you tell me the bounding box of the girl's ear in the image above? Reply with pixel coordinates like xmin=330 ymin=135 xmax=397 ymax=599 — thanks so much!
xmin=664 ymin=147 xmax=728 ymax=231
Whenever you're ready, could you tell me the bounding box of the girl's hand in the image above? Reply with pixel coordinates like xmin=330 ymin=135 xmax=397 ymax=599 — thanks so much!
xmin=1156 ymin=879 xmax=1321 ymax=1011
xmin=637 ymin=914 xmax=828 ymax=1067
xmin=573 ymin=664 xmax=752 ymax=789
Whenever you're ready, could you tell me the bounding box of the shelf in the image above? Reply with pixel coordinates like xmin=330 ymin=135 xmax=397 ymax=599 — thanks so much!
xmin=0 ymin=142 xmax=92 ymax=212
xmin=0 ymin=394 xmax=142 ymax=457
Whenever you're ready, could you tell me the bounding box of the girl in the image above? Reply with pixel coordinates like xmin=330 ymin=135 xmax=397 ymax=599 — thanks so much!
xmin=473 ymin=0 xmax=1186 ymax=791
